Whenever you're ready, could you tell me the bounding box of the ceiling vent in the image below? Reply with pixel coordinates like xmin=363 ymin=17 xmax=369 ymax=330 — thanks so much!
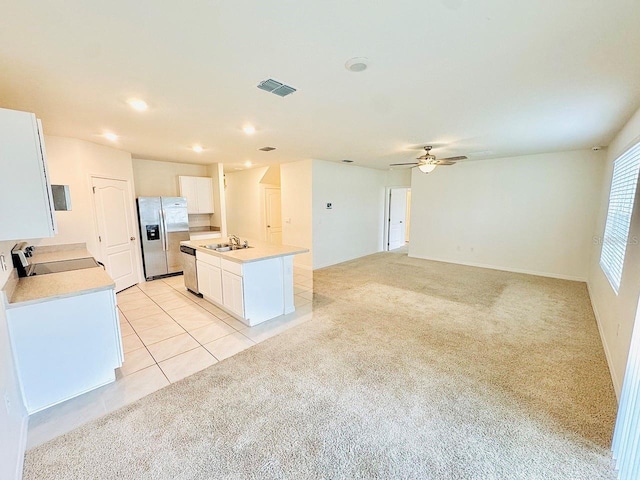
xmin=259 ymin=146 xmax=276 ymax=152
xmin=257 ymin=78 xmax=297 ymax=97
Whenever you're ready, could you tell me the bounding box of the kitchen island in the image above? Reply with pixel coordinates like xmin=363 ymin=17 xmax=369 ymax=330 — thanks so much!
xmin=181 ymin=240 xmax=308 ymax=326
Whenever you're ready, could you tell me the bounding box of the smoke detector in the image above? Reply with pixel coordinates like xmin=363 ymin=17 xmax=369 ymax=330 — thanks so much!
xmin=345 ymin=57 xmax=369 ymax=72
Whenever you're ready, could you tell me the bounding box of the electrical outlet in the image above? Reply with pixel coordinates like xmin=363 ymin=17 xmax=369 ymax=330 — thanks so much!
xmin=326 ymin=203 xmax=332 ymax=209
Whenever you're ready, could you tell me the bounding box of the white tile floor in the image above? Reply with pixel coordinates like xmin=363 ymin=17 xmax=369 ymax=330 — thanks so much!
xmin=26 ymin=268 xmax=314 ymax=450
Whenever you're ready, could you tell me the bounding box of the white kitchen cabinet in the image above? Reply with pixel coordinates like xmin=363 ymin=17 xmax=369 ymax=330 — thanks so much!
xmin=6 ymin=288 xmax=122 ymax=414
xmin=197 ymin=261 xmax=223 ymax=305
xmin=196 ymin=251 xmax=223 ymax=304
xmin=179 ymin=175 xmax=214 ymax=214
xmin=222 ymin=270 xmax=244 ymax=317
xmin=0 ymin=107 xmax=56 ymax=240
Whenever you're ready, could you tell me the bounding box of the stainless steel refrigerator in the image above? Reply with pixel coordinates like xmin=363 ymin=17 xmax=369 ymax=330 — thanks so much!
xmin=137 ymin=197 xmax=190 ymax=280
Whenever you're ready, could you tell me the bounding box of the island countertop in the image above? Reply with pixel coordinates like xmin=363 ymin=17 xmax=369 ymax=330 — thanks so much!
xmin=181 ymin=239 xmax=308 ymax=264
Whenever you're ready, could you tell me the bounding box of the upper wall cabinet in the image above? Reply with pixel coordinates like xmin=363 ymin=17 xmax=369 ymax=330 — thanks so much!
xmin=179 ymin=176 xmax=214 ymax=214
xmin=0 ymin=108 xmax=56 ymax=241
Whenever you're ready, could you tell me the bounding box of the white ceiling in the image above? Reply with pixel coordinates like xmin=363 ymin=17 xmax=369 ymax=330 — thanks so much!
xmin=1 ymin=0 xmax=640 ymax=170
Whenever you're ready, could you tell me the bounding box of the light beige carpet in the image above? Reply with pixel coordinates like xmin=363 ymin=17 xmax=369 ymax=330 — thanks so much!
xmin=24 ymin=251 xmax=618 ymax=479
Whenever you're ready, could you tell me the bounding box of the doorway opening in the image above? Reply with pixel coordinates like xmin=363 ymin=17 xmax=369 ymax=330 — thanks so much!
xmin=264 ymin=186 xmax=282 ymax=244
xmin=385 ymin=187 xmax=411 ymax=251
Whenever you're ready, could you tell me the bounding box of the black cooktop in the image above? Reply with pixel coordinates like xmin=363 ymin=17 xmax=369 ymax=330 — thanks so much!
xmin=28 ymin=257 xmax=100 ymax=276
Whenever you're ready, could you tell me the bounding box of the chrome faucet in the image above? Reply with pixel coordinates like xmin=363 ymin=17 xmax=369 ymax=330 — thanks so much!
xmin=229 ymin=235 xmax=241 ymax=247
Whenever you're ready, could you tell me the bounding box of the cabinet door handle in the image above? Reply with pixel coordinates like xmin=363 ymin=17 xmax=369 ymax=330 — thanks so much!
xmin=130 ymin=236 xmax=136 ymax=241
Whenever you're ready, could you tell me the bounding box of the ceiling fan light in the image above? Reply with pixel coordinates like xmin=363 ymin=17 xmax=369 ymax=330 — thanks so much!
xmin=418 ymin=164 xmax=437 ymax=174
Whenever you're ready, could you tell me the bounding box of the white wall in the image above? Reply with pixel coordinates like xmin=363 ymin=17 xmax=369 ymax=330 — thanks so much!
xmin=132 ymin=158 xmax=207 ymax=197
xmin=35 ymin=136 xmax=143 ymax=283
xmin=588 ymin=106 xmax=640 ymax=397
xmin=207 ymin=163 xmax=225 ymax=232
xmin=0 ymin=241 xmax=28 ymax=480
xmin=224 ymin=167 xmax=270 ymax=241
xmin=409 ymin=149 xmax=605 ymax=281
xmin=312 ymin=160 xmax=387 ymax=270
xmin=281 ymin=160 xmax=313 ymax=269
xmin=386 ymin=168 xmax=412 ymax=187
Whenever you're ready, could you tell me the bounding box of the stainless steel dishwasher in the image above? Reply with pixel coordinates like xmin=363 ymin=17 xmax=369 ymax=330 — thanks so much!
xmin=180 ymin=245 xmax=201 ymax=296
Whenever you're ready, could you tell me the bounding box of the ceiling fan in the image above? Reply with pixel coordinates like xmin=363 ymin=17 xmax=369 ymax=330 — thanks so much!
xmin=390 ymin=146 xmax=468 ymax=173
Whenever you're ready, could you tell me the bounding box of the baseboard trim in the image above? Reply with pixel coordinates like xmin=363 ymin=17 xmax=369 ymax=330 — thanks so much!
xmin=586 ymin=281 xmax=621 ymax=400
xmin=406 ymin=254 xmax=587 ymax=282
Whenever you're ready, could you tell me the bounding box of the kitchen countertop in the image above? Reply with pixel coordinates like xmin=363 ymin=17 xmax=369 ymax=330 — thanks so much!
xmin=6 ymin=268 xmax=115 ymax=307
xmin=2 ymin=243 xmax=115 ymax=307
xmin=181 ymin=239 xmax=308 ymax=264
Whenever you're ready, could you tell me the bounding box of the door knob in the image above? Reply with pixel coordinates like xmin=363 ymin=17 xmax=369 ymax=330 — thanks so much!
xmin=130 ymin=236 xmax=136 ymax=241
xmin=267 ymin=225 xmax=271 ymax=228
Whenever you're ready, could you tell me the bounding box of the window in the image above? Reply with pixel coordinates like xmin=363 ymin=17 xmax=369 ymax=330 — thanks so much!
xmin=600 ymin=142 xmax=640 ymax=294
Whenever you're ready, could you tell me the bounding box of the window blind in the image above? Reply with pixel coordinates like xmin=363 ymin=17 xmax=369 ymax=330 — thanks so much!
xmin=600 ymin=142 xmax=640 ymax=294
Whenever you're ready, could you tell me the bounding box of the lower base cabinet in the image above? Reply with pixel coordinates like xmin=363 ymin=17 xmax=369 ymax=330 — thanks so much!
xmin=222 ymin=270 xmax=244 ymax=317
xmin=198 ymin=262 xmax=223 ymax=305
xmin=6 ymin=289 xmax=123 ymax=414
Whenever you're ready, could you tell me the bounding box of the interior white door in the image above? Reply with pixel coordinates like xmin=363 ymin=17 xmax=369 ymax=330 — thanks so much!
xmin=388 ymin=188 xmax=408 ymax=250
xmin=265 ymin=187 xmax=282 ymax=244
xmin=92 ymin=177 xmax=139 ymax=291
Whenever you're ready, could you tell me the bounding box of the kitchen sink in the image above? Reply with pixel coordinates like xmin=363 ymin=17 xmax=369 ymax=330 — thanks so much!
xmin=203 ymin=243 xmax=253 ymax=252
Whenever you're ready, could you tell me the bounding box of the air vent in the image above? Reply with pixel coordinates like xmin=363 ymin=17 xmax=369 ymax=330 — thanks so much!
xmin=257 ymin=78 xmax=297 ymax=97
xmin=272 ymin=85 xmax=296 ymax=97
xmin=259 ymin=146 xmax=276 ymax=152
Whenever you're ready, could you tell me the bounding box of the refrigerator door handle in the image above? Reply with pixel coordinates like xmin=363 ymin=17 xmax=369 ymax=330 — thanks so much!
xmin=161 ymin=208 xmax=169 ymax=251
xmin=159 ymin=209 xmax=167 ymax=252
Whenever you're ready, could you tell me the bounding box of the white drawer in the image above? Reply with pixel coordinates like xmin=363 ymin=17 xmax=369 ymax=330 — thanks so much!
xmin=196 ymin=251 xmax=221 ymax=268
xmin=221 ymin=258 xmax=243 ymax=276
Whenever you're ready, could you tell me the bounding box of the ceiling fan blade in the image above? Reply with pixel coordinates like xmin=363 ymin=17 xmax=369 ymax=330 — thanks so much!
xmin=390 ymin=162 xmax=420 ymax=166
xmin=439 ymin=156 xmax=468 ymax=162
xmin=435 ymin=161 xmax=456 ymax=166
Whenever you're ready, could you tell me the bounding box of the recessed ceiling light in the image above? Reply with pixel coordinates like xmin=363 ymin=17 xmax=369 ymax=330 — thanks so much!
xmin=243 ymin=125 xmax=256 ymax=135
xmin=244 ymin=161 xmax=253 ymax=167
xmin=103 ymin=132 xmax=118 ymax=142
xmin=345 ymin=57 xmax=369 ymax=72
xmin=192 ymin=145 xmax=204 ymax=153
xmin=127 ymin=99 xmax=148 ymax=112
